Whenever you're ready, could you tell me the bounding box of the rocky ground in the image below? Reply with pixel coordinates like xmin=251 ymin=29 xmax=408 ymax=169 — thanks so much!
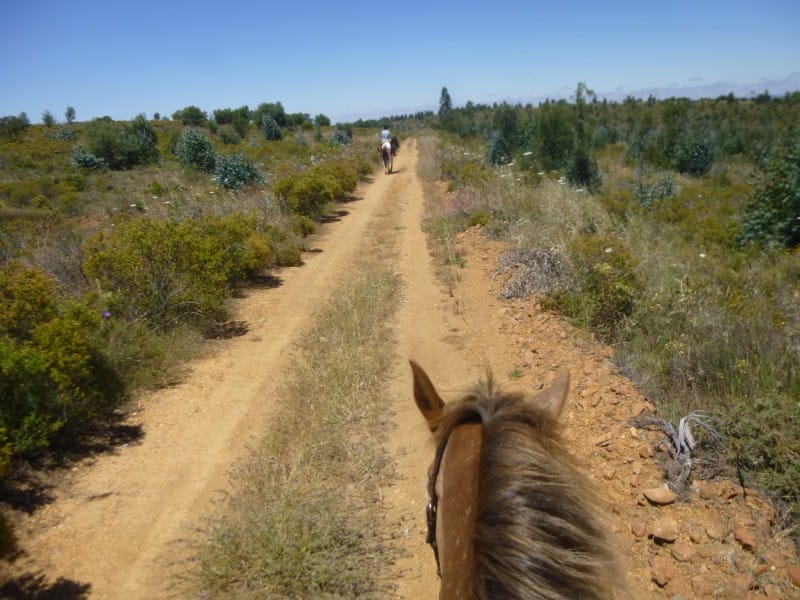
xmin=448 ymin=225 xmax=800 ymax=598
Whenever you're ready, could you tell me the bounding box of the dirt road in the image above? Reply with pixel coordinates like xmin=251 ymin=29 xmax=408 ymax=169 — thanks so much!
xmin=5 ymin=139 xmax=798 ymax=599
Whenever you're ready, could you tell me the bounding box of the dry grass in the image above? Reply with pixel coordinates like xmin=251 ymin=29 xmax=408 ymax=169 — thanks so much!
xmin=186 ymin=202 xmax=403 ymax=598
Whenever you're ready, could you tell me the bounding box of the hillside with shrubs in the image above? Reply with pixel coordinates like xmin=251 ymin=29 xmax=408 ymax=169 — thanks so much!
xmin=0 ymin=104 xmax=381 ymax=554
xmin=2 ymin=85 xmax=799 ymax=562
xmin=429 ymin=84 xmax=800 ymax=548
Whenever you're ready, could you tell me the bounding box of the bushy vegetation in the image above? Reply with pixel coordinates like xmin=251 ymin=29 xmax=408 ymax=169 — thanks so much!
xmin=83 ymin=215 xmax=273 ymax=329
xmin=738 ymin=136 xmax=800 ymax=248
xmin=421 ymin=87 xmax=800 ymax=545
xmin=0 ymin=262 xmax=120 ymax=456
xmin=0 ymin=113 xmax=378 ymax=468
xmin=213 ymin=152 xmax=263 ymax=189
xmin=77 ymin=115 xmax=160 ymax=170
xmin=174 ymin=128 xmax=215 ymax=172
xmin=274 ymin=160 xmax=359 ymax=217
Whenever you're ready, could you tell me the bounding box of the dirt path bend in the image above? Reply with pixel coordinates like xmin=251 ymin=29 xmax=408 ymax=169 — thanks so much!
xmin=6 ymin=160 xmax=403 ymax=598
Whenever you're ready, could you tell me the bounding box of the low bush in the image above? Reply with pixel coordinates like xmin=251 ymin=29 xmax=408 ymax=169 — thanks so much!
xmin=213 ymin=153 xmax=263 ymax=189
xmin=274 ymin=160 xmax=359 ymax=218
xmin=544 ymin=233 xmax=640 ymax=341
xmin=83 ymin=215 xmax=273 ymax=329
xmin=738 ymin=137 xmax=800 ymax=249
xmin=0 ymin=262 xmax=120 ymax=457
xmin=174 ymin=129 xmax=215 ymax=171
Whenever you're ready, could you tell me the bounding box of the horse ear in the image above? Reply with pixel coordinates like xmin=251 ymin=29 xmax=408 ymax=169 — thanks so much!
xmin=410 ymin=360 xmax=445 ymax=430
xmin=531 ymin=369 xmax=570 ymax=422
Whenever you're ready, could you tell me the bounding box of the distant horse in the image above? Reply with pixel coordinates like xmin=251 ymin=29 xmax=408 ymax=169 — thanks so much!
xmin=381 ymin=141 xmax=393 ymax=174
xmin=410 ymin=360 xmax=624 ymax=599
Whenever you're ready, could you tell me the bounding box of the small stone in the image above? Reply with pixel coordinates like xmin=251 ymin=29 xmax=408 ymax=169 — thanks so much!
xmin=650 ymin=556 xmax=675 ymax=587
xmin=787 ymin=564 xmax=800 ymax=588
xmin=630 ymin=518 xmax=647 ymax=538
xmin=734 ymin=526 xmax=756 ymax=551
xmin=670 ymin=541 xmax=696 ymax=562
xmin=651 ymin=517 xmax=679 ymax=543
xmin=761 ymin=549 xmax=787 ymax=569
xmin=731 ymin=573 xmax=752 ymax=593
xmin=643 ymin=487 xmax=677 ymax=505
xmin=705 ymin=518 xmax=725 ymax=540
xmin=696 ymin=480 xmax=716 ymax=499
xmin=689 ymin=527 xmax=704 ymax=543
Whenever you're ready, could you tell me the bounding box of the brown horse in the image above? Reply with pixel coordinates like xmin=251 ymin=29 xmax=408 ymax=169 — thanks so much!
xmin=410 ymin=360 xmax=624 ymax=599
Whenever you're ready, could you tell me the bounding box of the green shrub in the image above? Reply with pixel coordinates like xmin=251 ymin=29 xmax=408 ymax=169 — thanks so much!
xmin=56 ymin=125 xmax=76 ymax=141
xmin=330 ymin=129 xmax=351 ymax=145
xmin=291 ymin=214 xmax=316 ymax=237
xmin=83 ymin=215 xmax=272 ymax=329
xmin=261 ymin=114 xmax=283 ymax=141
xmin=81 ymin=115 xmax=160 ymax=169
xmin=72 ymin=145 xmax=107 ymax=169
xmin=0 ymin=261 xmax=59 ymax=338
xmin=275 ymin=160 xmax=359 ymax=218
xmin=213 ymin=153 xmax=263 ymax=189
xmin=674 ymin=137 xmax=715 ymax=176
xmin=0 ymin=263 xmax=119 ymax=456
xmin=175 ymin=128 xmax=216 ymax=171
xmin=218 ymin=126 xmax=241 ymax=145
xmin=739 ymin=137 xmax=800 ymax=248
xmin=546 ymin=233 xmax=640 ymax=340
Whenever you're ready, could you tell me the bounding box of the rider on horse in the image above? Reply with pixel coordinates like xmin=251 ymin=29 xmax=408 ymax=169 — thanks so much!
xmin=380 ymin=124 xmax=398 ymax=156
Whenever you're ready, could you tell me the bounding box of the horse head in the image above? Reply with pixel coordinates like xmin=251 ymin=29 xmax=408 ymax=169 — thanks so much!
xmin=410 ymin=360 xmax=624 ymax=599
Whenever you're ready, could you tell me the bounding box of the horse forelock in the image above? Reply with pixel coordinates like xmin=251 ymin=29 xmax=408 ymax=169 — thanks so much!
xmin=432 ymin=385 xmax=623 ymax=600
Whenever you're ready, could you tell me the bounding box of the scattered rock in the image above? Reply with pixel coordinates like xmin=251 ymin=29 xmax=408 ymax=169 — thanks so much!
xmin=651 ymin=517 xmax=679 ymax=543
xmin=787 ymin=564 xmax=800 ymax=588
xmin=643 ymin=487 xmax=677 ymax=505
xmin=630 ymin=518 xmax=647 ymax=538
xmin=731 ymin=572 xmax=752 ymax=594
xmin=705 ymin=517 xmax=725 ymax=540
xmin=696 ymin=480 xmax=716 ymax=500
xmin=734 ymin=526 xmax=756 ymax=551
xmin=670 ymin=541 xmax=696 ymax=562
xmin=691 ymin=573 xmax=725 ymax=597
xmin=650 ymin=555 xmax=675 ymax=587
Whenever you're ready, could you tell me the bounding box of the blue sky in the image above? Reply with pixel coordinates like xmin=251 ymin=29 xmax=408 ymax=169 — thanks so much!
xmin=2 ymin=1 xmax=798 ymax=124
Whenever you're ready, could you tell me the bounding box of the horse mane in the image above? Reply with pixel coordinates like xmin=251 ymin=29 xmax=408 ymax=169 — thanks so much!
xmin=431 ymin=375 xmax=623 ymax=600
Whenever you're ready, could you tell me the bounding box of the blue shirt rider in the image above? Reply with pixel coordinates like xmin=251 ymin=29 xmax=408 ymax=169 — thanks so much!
xmin=380 ymin=125 xmax=391 ymax=144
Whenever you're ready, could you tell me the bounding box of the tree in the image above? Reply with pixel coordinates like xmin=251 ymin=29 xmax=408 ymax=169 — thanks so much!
xmin=439 ymin=87 xmax=453 ymax=117
xmin=261 ymin=114 xmax=282 ymax=141
xmin=65 ymin=106 xmax=76 ymax=123
xmin=0 ymin=113 xmax=30 ymax=138
xmin=173 ymin=106 xmax=207 ymax=127
xmin=253 ymin=102 xmax=286 ymax=128
xmin=42 ymin=110 xmax=55 ymax=128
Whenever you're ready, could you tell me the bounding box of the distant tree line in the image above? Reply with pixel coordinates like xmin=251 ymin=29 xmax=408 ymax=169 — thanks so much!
xmin=434 ymin=84 xmax=800 ymax=249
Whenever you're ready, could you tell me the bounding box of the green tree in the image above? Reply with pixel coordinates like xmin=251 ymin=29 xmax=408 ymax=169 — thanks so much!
xmin=173 ymin=105 xmax=207 ymax=126
xmin=261 ymin=114 xmax=283 ymax=141
xmin=253 ymin=102 xmax=286 ymax=128
xmin=439 ymin=87 xmax=453 ymax=116
xmin=0 ymin=113 xmax=30 ymax=138
xmin=175 ymin=129 xmax=216 ymax=171
xmin=739 ymin=136 xmax=800 ymax=248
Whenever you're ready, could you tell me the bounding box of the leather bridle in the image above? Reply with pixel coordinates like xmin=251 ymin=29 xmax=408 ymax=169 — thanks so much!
xmin=426 ymin=433 xmax=449 ymax=578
